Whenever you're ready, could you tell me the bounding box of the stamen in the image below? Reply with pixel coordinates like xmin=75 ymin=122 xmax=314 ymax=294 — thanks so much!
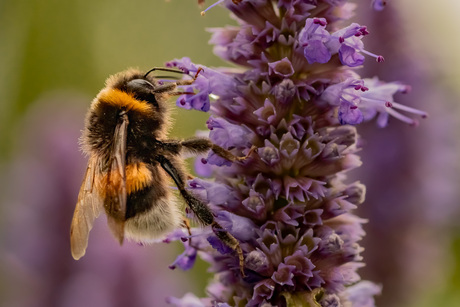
xmin=390 ymin=101 xmax=428 ymax=118
xmin=360 ymin=49 xmax=384 ymax=62
xmin=201 ymin=0 xmax=225 ymax=16
xmin=313 ymin=18 xmax=327 ymax=26
xmin=385 ymin=108 xmax=418 ymax=125
xmin=400 ymin=85 xmax=411 ymax=94
xmin=359 ymin=26 xmax=369 ymax=36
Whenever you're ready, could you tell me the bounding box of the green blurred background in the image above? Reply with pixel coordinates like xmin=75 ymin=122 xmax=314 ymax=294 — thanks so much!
xmin=0 ymin=0 xmax=235 ymax=157
xmin=1 ymin=0 xmax=460 ymax=306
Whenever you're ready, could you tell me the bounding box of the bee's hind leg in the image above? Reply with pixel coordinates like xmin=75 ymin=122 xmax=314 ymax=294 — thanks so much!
xmin=156 ymin=155 xmax=245 ymax=276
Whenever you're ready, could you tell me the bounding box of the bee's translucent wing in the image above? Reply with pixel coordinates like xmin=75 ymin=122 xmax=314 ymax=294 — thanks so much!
xmin=70 ymin=157 xmax=103 ymax=260
xmin=104 ymin=112 xmax=129 ymax=244
xmin=71 ymin=112 xmax=129 ymax=259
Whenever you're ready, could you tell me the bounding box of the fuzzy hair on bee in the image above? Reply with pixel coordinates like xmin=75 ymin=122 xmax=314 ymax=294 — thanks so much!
xmin=70 ymin=68 xmax=249 ymax=275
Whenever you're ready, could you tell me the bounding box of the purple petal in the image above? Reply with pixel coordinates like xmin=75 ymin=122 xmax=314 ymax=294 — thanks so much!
xmin=347 ymin=281 xmax=381 ymax=307
xmin=169 ymin=243 xmax=197 ymax=271
xmin=304 ymin=39 xmax=332 ymax=64
xmin=339 ymin=44 xmax=365 ymax=67
xmin=215 ymin=211 xmax=256 ymax=241
xmin=271 ymin=263 xmax=296 ymax=286
xmin=166 ymin=293 xmax=208 ymax=307
xmin=338 ymin=101 xmax=364 ymax=125
xmin=268 ymin=57 xmax=294 ymax=77
xmin=207 ymin=235 xmax=233 ymax=254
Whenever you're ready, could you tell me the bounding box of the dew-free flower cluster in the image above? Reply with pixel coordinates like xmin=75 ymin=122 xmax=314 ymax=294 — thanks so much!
xmin=164 ymin=1 xmax=426 ymax=306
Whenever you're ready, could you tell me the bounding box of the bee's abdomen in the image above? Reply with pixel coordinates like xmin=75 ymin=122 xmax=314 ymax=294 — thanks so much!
xmin=123 ymin=162 xmax=182 ymax=241
xmin=125 ymin=163 xmax=154 ymax=195
xmin=125 ymin=163 xmax=169 ymax=219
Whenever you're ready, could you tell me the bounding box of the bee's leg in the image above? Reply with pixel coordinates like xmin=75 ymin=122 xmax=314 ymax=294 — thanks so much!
xmin=211 ymin=222 xmax=245 ymax=277
xmin=153 ymin=68 xmax=204 ymax=95
xmin=174 ymin=68 xmax=203 ymax=86
xmin=153 ymin=83 xmax=194 ymax=96
xmin=182 ymin=217 xmax=192 ymax=237
xmin=179 ymin=138 xmax=256 ymax=162
xmin=156 ymin=155 xmax=245 ymax=276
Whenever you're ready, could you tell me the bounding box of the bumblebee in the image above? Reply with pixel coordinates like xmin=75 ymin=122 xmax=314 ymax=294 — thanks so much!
xmin=70 ymin=68 xmax=246 ymax=273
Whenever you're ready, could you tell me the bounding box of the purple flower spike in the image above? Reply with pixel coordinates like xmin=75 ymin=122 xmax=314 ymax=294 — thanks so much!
xmin=166 ymin=1 xmax=425 ymax=306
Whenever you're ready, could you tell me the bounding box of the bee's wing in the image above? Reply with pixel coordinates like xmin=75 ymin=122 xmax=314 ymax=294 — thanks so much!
xmin=104 ymin=112 xmax=129 ymax=244
xmin=70 ymin=157 xmax=103 ymax=260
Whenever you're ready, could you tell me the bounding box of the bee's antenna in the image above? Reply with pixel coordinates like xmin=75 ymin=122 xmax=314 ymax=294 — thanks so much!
xmin=152 ymin=75 xmax=181 ymax=80
xmin=144 ymin=67 xmax=191 ymax=79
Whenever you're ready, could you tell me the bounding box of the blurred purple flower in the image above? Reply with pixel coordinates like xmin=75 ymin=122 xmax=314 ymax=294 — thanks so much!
xmin=371 ymin=0 xmax=386 ymax=11
xmin=351 ymin=1 xmax=460 ymax=306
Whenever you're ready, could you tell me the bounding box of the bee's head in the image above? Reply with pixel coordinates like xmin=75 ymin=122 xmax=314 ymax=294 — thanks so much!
xmin=126 ymin=79 xmax=155 ymax=93
xmin=124 ymin=67 xmax=188 ymax=108
xmin=104 ymin=68 xmax=190 ymax=112
xmin=125 ymin=78 xmax=160 ymax=108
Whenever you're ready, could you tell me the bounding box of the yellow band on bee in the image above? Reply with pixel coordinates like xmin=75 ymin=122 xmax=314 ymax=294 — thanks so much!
xmin=97 ymin=162 xmax=153 ymax=196
xmin=96 ymin=88 xmax=152 ymax=114
xmin=125 ymin=163 xmax=153 ymax=194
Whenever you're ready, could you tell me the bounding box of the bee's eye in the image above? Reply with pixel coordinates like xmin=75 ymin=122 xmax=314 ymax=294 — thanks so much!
xmin=126 ymin=79 xmax=155 ymax=93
